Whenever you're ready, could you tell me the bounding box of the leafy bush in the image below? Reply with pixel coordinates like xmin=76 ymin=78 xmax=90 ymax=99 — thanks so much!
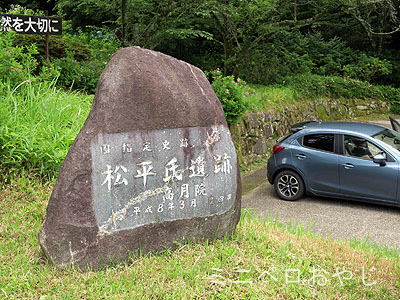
xmin=4 ymin=4 xmax=39 ymax=15
xmin=72 ymin=28 xmax=120 ymax=54
xmin=304 ymin=33 xmax=394 ymax=85
xmin=237 ymin=31 xmax=395 ymax=86
xmin=209 ymin=69 xmax=249 ymax=125
xmin=342 ymin=54 xmax=392 ymax=83
xmin=237 ymin=31 xmax=314 ymax=85
xmin=0 ymin=32 xmax=39 ymax=88
xmin=390 ymin=103 xmax=400 ymax=115
xmin=49 ymin=29 xmax=120 ymax=93
xmin=377 ymin=50 xmax=400 ymax=87
xmin=0 ymin=31 xmax=64 ymax=91
xmin=0 ymin=32 xmax=25 ymax=87
xmin=8 ymin=27 xmax=120 ymax=93
xmin=12 ymin=34 xmax=92 ymax=62
xmin=51 ymin=53 xmax=104 ymax=93
xmin=0 ymin=23 xmax=105 ymax=179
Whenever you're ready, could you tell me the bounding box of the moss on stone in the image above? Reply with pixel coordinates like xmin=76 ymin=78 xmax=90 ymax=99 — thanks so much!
xmin=316 ymin=105 xmax=329 ymax=121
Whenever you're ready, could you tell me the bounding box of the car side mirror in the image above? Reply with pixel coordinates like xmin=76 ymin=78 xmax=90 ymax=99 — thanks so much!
xmin=373 ymin=153 xmax=386 ymax=166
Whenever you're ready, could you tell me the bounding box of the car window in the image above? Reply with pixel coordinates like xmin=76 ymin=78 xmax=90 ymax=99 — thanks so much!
xmin=277 ymin=134 xmax=292 ymax=143
xmin=344 ymin=135 xmax=385 ymax=160
xmin=373 ymin=129 xmax=400 ymax=153
xmin=302 ymin=134 xmax=334 ymax=152
xmin=389 ymin=116 xmax=400 ymax=132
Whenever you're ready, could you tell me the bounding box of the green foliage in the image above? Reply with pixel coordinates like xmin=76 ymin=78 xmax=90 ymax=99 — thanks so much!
xmin=4 ymin=3 xmax=40 ymax=15
xmin=51 ymin=53 xmax=103 ymax=93
xmin=209 ymin=69 xmax=249 ymax=125
xmin=237 ymin=31 xmax=396 ymax=86
xmin=52 ymin=0 xmax=400 ymax=88
xmin=121 ymin=0 xmax=216 ymax=51
xmin=3 ymin=24 xmax=120 ymax=94
xmin=237 ymin=31 xmax=315 ymax=85
xmin=55 ymin=0 xmax=119 ymax=29
xmin=299 ymin=32 xmax=357 ymax=78
xmin=53 ymin=0 xmax=400 ymax=88
xmin=244 ymin=84 xmax=298 ymax=110
xmin=48 ymin=29 xmax=120 ymax=93
xmin=0 ymin=29 xmax=94 ymax=179
xmin=0 ymin=32 xmax=25 ymax=87
xmin=283 ymin=74 xmax=400 ymax=103
xmin=377 ymin=49 xmax=400 ymax=87
xmin=12 ymin=34 xmax=92 ymax=61
xmin=304 ymin=32 xmax=393 ymax=83
xmin=342 ymin=54 xmax=392 ymax=83
xmin=0 ymin=31 xmax=68 ymax=95
xmin=0 ymin=32 xmax=39 ymax=88
xmin=0 ymin=81 xmax=91 ymax=179
xmin=0 ymin=28 xmax=117 ymax=179
xmin=390 ymin=103 xmax=400 ymax=115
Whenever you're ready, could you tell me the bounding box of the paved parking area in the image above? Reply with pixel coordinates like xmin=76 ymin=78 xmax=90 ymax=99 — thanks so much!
xmin=242 ymin=175 xmax=400 ymax=249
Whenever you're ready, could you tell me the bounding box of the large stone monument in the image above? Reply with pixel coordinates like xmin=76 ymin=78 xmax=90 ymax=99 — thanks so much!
xmin=39 ymin=47 xmax=241 ymax=270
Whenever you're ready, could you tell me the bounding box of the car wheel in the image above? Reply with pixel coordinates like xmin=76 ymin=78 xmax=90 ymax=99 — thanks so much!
xmin=274 ymin=170 xmax=304 ymax=201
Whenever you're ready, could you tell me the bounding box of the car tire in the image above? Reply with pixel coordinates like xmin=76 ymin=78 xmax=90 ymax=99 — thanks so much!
xmin=274 ymin=170 xmax=304 ymax=201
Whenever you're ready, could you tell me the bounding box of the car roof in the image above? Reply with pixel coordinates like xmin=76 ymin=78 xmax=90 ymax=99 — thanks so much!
xmin=292 ymin=121 xmax=387 ymax=136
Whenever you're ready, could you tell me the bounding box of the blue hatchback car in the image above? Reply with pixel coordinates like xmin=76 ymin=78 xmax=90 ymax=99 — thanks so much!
xmin=267 ymin=118 xmax=400 ymax=206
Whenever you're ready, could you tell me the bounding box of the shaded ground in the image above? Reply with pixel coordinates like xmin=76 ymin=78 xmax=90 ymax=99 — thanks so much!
xmin=241 ymin=166 xmax=269 ymax=195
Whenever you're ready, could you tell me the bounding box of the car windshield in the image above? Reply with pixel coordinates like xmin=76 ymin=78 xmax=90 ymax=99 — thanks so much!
xmin=373 ymin=129 xmax=400 ymax=153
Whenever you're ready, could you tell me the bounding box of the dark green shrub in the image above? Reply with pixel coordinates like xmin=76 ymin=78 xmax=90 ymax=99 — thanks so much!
xmin=0 ymin=31 xmax=40 ymax=88
xmin=377 ymin=50 xmax=400 ymax=87
xmin=237 ymin=31 xmax=314 ymax=85
xmin=210 ymin=69 xmax=249 ymax=125
xmin=49 ymin=29 xmax=120 ymax=93
xmin=51 ymin=54 xmax=105 ymax=93
xmin=298 ymin=31 xmax=389 ymax=81
xmin=390 ymin=103 xmax=400 ymax=115
xmin=10 ymin=27 xmax=120 ymax=93
xmin=237 ymin=31 xmax=395 ymax=86
xmin=0 ymin=32 xmax=25 ymax=87
xmin=12 ymin=34 xmax=92 ymax=61
xmin=342 ymin=53 xmax=392 ymax=83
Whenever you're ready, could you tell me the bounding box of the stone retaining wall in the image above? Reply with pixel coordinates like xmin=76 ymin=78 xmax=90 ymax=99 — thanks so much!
xmin=229 ymin=98 xmax=391 ymax=166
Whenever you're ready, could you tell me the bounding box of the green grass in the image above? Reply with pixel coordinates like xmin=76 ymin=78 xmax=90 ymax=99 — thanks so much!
xmin=243 ymin=74 xmax=400 ymax=114
xmin=0 ymin=80 xmax=399 ymax=299
xmin=0 ymin=80 xmax=91 ymax=182
xmin=245 ymin=84 xmax=298 ymax=111
xmin=1 ymin=177 xmax=399 ymax=299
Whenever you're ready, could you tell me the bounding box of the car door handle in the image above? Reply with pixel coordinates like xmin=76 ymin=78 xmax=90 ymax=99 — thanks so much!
xmin=295 ymin=154 xmax=307 ymax=160
xmin=342 ymin=163 xmax=355 ymax=169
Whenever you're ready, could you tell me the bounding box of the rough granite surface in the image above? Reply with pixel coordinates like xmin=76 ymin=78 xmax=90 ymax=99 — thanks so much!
xmin=39 ymin=47 xmax=241 ymax=270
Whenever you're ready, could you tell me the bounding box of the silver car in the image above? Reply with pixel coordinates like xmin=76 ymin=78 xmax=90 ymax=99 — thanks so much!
xmin=267 ymin=117 xmax=400 ymax=206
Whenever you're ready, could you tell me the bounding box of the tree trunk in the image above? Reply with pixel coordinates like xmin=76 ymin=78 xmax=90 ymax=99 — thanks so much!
xmin=121 ymin=0 xmax=127 ymax=47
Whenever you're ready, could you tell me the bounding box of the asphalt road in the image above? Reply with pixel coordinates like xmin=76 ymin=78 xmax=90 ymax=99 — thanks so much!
xmin=242 ymin=168 xmax=400 ymax=250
